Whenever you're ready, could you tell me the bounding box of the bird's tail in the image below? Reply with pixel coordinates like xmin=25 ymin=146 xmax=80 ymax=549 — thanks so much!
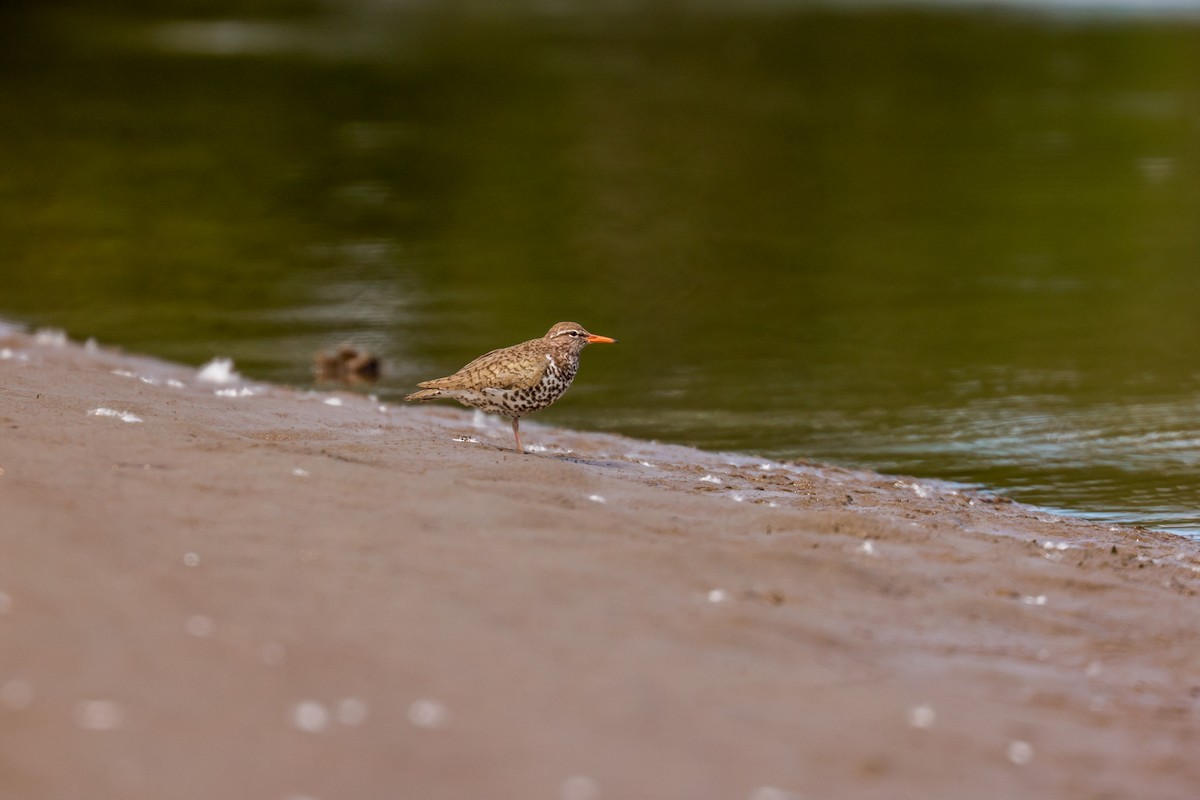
xmin=404 ymin=388 xmax=442 ymax=402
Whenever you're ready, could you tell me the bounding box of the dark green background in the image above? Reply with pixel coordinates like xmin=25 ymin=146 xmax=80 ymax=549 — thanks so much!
xmin=3 ymin=1 xmax=1199 ymax=532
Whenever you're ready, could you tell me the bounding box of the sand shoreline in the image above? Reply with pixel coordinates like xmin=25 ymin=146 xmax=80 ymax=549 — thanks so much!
xmin=2 ymin=328 xmax=1199 ymax=799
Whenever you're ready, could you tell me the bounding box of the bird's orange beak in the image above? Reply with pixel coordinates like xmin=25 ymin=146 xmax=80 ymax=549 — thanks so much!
xmin=587 ymin=333 xmax=617 ymax=344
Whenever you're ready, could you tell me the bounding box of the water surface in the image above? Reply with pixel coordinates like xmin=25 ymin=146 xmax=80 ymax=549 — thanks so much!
xmin=2 ymin=1 xmax=1199 ymax=532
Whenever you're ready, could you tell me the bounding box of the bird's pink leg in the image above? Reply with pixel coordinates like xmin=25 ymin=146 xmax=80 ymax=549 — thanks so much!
xmin=511 ymin=417 xmax=524 ymax=453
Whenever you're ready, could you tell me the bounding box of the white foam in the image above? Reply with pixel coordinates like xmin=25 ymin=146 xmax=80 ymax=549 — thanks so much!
xmin=214 ymin=386 xmax=263 ymax=398
xmin=291 ymin=701 xmax=329 ymax=733
xmin=908 ymin=704 xmax=936 ymax=729
xmin=587 ymin=494 xmax=606 ymax=504
xmin=33 ymin=328 xmax=67 ymax=347
xmin=1007 ymin=740 xmax=1034 ymax=765
xmin=196 ymin=357 xmax=240 ymax=384
xmin=88 ymin=408 xmax=143 ymax=423
xmin=322 ymin=396 xmax=343 ymax=407
xmin=897 ymin=480 xmax=932 ymax=498
xmin=407 ymin=698 xmax=448 ymax=729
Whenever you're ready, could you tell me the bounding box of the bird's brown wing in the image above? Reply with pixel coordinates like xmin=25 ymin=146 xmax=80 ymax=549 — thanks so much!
xmin=417 ymin=344 xmax=548 ymax=392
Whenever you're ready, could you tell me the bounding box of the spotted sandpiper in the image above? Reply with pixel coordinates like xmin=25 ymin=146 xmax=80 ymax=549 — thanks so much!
xmin=404 ymin=321 xmax=617 ymax=452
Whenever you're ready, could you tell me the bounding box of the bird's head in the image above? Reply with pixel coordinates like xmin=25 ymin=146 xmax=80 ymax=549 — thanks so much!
xmin=545 ymin=321 xmax=618 ymax=353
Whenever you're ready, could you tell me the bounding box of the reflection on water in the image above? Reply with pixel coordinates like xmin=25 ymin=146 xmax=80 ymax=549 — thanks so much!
xmin=2 ymin=1 xmax=1200 ymax=533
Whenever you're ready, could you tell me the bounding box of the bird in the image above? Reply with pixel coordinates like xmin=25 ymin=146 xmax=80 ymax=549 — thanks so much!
xmin=404 ymin=321 xmax=617 ymax=453
xmin=313 ymin=345 xmax=381 ymax=384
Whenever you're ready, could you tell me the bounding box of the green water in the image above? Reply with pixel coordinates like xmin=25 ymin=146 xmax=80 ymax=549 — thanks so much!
xmin=3 ymin=1 xmax=1200 ymax=533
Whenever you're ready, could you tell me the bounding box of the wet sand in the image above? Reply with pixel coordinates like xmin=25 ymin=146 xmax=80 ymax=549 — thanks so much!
xmin=2 ymin=328 xmax=1199 ymax=800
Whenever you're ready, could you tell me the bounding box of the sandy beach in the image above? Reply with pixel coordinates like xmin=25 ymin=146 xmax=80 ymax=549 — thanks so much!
xmin=2 ymin=327 xmax=1199 ymax=800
